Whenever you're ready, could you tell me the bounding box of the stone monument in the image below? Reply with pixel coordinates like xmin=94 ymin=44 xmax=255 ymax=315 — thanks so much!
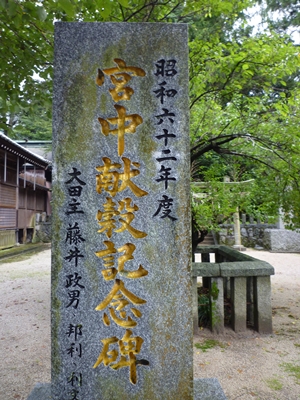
xmin=51 ymin=22 xmax=192 ymax=399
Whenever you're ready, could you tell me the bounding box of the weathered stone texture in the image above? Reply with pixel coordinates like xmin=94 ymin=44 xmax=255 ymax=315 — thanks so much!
xmin=254 ymin=276 xmax=273 ymax=334
xmin=230 ymin=277 xmax=247 ymax=332
xmin=52 ymin=23 xmax=192 ymax=399
xmin=263 ymin=229 xmax=300 ymax=252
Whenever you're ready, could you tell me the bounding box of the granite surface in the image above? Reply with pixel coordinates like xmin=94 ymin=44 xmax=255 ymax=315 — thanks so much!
xmin=194 ymin=378 xmax=227 ymax=400
xmin=264 ymin=228 xmax=300 ymax=252
xmin=27 ymin=383 xmax=51 ymax=400
xmin=192 ymin=262 xmax=274 ymax=277
xmin=52 ymin=23 xmax=192 ymax=399
xmin=27 ymin=379 xmax=227 ymax=400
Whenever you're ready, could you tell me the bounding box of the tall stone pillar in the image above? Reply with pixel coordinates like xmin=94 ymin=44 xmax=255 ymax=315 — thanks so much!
xmin=52 ymin=23 xmax=192 ymax=399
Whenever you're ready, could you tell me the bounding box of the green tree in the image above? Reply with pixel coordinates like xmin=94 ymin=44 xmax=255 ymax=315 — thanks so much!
xmin=0 ymin=0 xmax=250 ymax=134
xmin=1 ymin=0 xmax=300 ymax=234
xmin=258 ymin=0 xmax=300 ymax=34
xmin=10 ymin=105 xmax=52 ymax=140
xmin=188 ymin=5 xmax=300 ymax=233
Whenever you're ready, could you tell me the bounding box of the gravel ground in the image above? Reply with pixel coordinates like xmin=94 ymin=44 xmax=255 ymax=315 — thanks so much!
xmin=0 ymin=247 xmax=300 ymax=400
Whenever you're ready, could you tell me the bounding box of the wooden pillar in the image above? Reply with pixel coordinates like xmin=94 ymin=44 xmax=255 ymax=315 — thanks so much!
xmin=4 ymin=150 xmax=7 ymax=182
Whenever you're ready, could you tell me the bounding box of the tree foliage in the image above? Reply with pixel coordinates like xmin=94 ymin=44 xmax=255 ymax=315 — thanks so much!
xmin=1 ymin=0 xmax=300 ymax=230
xmin=258 ymin=0 xmax=300 ymax=34
xmin=187 ymin=2 xmax=300 ymax=229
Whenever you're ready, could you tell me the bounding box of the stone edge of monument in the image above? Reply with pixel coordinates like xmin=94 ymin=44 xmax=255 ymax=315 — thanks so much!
xmin=27 ymin=383 xmax=51 ymax=400
xmin=194 ymin=378 xmax=227 ymax=400
xmin=27 ymin=379 xmax=227 ymax=400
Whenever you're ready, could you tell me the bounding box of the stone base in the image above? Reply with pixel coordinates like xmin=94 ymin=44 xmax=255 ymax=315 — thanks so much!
xmin=28 ymin=379 xmax=227 ymax=399
xmin=194 ymin=378 xmax=227 ymax=399
xmin=27 ymin=383 xmax=51 ymax=400
xmin=232 ymin=244 xmax=246 ymax=251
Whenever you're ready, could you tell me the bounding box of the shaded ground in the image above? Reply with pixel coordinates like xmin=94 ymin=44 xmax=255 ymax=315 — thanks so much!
xmin=0 ymin=247 xmax=300 ymax=399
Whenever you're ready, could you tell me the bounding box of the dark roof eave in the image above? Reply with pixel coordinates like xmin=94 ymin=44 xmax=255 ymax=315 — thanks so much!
xmin=0 ymin=133 xmax=51 ymax=169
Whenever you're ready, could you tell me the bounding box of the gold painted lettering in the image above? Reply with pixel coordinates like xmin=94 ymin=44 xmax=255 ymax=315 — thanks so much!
xmin=109 ymin=73 xmax=134 ymax=101
xmin=98 ymin=105 xmax=143 ymax=156
xmin=96 ymin=157 xmax=148 ymax=198
xmin=96 ymin=59 xmax=146 ymax=102
xmin=93 ymin=329 xmax=148 ymax=385
xmin=109 ymin=307 xmax=137 ymax=328
xmin=96 ymin=197 xmax=118 ymax=238
xmin=118 ymin=157 xmax=148 ymax=197
xmin=95 ymin=68 xmax=105 ymax=86
xmin=95 ymin=278 xmax=146 ymax=328
xmin=96 ymin=198 xmax=147 ymax=239
xmin=95 ymin=241 xmax=148 ymax=280
xmin=93 ymin=336 xmax=118 ymax=368
xmin=95 ymin=157 xmax=121 ymax=197
xmin=95 ymin=240 xmax=117 ymax=268
xmin=101 ymin=58 xmax=146 ymax=78
xmin=103 ymin=313 xmax=110 ymax=326
xmin=95 ymin=279 xmax=146 ymax=311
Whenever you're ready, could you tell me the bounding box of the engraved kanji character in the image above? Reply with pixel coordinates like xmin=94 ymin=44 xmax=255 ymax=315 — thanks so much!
xmin=67 ymin=186 xmax=83 ymax=197
xmin=68 ymin=372 xmax=82 ymax=387
xmin=65 ymin=198 xmax=84 ymax=215
xmin=96 ymin=197 xmax=147 ymax=239
xmin=98 ymin=105 xmax=143 ymax=156
xmin=115 ymin=197 xmax=147 ymax=239
xmin=153 ymin=194 xmax=177 ymax=221
xmin=65 ymin=223 xmax=85 ymax=245
xmin=96 ymin=197 xmax=119 ymax=238
xmin=66 ymin=324 xmax=82 ymax=341
xmin=154 ymin=59 xmax=177 ymax=77
xmin=66 ymin=343 xmax=82 ymax=358
xmin=66 ymin=273 xmax=85 ymax=289
xmin=96 ymin=157 xmax=148 ymax=198
xmin=95 ymin=279 xmax=146 ymax=328
xmin=108 ymin=72 xmax=134 ymax=101
xmin=95 ymin=241 xmax=148 ymax=281
xmin=155 ymin=128 xmax=176 ymax=146
xmin=153 ymin=81 xmax=177 ymax=104
xmin=96 ymin=157 xmax=121 ymax=197
xmin=156 ymin=149 xmax=177 ymax=162
xmin=93 ymin=329 xmax=149 ymax=385
xmin=65 ymin=168 xmax=86 ymax=186
xmin=155 ymin=165 xmax=176 ymax=190
xmin=155 ymin=108 xmax=175 ymax=125
xmin=64 ymin=247 xmax=84 ymax=267
xmin=96 ymin=59 xmax=146 ymax=102
xmin=66 ymin=290 xmax=81 ymax=309
xmin=68 ymin=389 xmax=79 ymax=400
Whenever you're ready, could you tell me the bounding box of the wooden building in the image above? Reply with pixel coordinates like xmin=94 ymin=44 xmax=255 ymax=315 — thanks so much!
xmin=0 ymin=133 xmax=51 ymax=249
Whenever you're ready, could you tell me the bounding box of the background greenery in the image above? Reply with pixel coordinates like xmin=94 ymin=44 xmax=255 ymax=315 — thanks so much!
xmin=1 ymin=0 xmax=300 ymax=231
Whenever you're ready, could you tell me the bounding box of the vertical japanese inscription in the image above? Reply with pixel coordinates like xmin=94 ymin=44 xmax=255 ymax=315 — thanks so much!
xmin=53 ymin=23 xmax=192 ymax=400
xmin=152 ymin=59 xmax=179 ymax=222
xmin=64 ymin=168 xmax=86 ymax=399
xmin=94 ymin=58 xmax=149 ymax=385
